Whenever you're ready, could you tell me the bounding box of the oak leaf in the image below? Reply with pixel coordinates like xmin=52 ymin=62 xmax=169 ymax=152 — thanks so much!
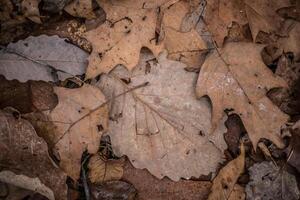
xmin=203 ymin=0 xmax=248 ymax=47
xmin=196 ymin=42 xmax=289 ymax=149
xmin=83 ymin=0 xmax=164 ymax=79
xmin=245 ymin=0 xmax=291 ymax=41
xmin=94 ymin=50 xmax=227 ymax=181
xmin=162 ymin=0 xmax=208 ymax=68
xmin=26 ymin=84 xmax=108 ymax=180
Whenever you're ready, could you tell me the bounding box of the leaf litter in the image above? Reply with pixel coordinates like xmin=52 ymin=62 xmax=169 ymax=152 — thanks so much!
xmin=0 ymin=0 xmax=300 ymax=199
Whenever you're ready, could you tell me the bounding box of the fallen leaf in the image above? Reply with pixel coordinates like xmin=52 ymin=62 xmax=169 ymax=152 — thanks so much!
xmin=0 ymin=110 xmax=67 ymax=200
xmin=161 ymin=0 xmax=208 ymax=68
xmin=0 ymin=76 xmax=57 ymax=113
xmin=42 ymin=0 xmax=71 ymax=12
xmin=64 ymin=0 xmax=97 ymax=19
xmin=204 ymin=0 xmax=248 ymax=46
xmin=107 ymin=0 xmax=171 ymax=9
xmin=224 ymin=114 xmax=246 ymax=157
xmin=88 ymin=154 xmax=124 ymax=183
xmin=26 ymin=84 xmax=109 ymax=180
xmin=0 ymin=35 xmax=88 ymax=82
xmin=277 ymin=4 xmax=300 ymax=22
xmin=94 ymin=50 xmax=227 ymax=181
xmin=228 ymin=184 xmax=245 ymax=200
xmin=245 ymin=0 xmax=291 ymax=41
xmin=123 ymin=160 xmax=212 ymax=200
xmin=83 ymin=0 xmax=164 ymax=78
xmin=0 ymin=181 xmax=49 ymax=200
xmin=21 ymin=0 xmax=41 ymax=24
xmin=287 ymin=121 xmax=300 ymax=172
xmin=90 ymin=181 xmax=137 ymax=200
xmin=278 ymin=22 xmax=300 ymax=61
xmin=0 ymin=171 xmax=54 ymax=200
xmin=245 ymin=161 xmax=300 ymax=200
xmin=196 ymin=42 xmax=289 ymax=149
xmin=208 ymin=143 xmax=245 ymax=200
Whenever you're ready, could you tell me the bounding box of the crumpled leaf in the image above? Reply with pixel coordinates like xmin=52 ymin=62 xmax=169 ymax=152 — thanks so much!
xmin=245 ymin=161 xmax=300 ymax=200
xmin=204 ymin=0 xmax=248 ymax=46
xmin=208 ymin=143 xmax=245 ymax=200
xmin=88 ymin=154 xmax=124 ymax=183
xmin=21 ymin=0 xmax=41 ymax=24
xmin=0 ymin=35 xmax=88 ymax=82
xmin=245 ymin=0 xmax=291 ymax=41
xmin=94 ymin=50 xmax=227 ymax=181
xmin=83 ymin=0 xmax=164 ymax=78
xmin=0 ymin=171 xmax=54 ymax=200
xmin=64 ymin=0 xmax=96 ymax=19
xmin=196 ymin=42 xmax=289 ymax=149
xmin=26 ymin=84 xmax=109 ymax=180
xmin=162 ymin=0 xmax=208 ymax=68
xmin=0 ymin=110 xmax=67 ymax=200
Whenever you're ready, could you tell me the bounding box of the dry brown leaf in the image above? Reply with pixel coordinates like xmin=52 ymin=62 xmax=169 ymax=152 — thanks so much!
xmin=64 ymin=0 xmax=96 ymax=19
xmin=245 ymin=0 xmax=291 ymax=41
xmin=88 ymin=154 xmax=124 ymax=183
xmin=278 ymin=22 xmax=300 ymax=61
xmin=26 ymin=84 xmax=108 ymax=180
xmin=196 ymin=42 xmax=289 ymax=149
xmin=123 ymin=160 xmax=211 ymax=200
xmin=0 ymin=110 xmax=67 ymax=200
xmin=83 ymin=0 xmax=164 ymax=79
xmin=162 ymin=0 xmax=208 ymax=68
xmin=94 ymin=50 xmax=227 ymax=181
xmin=21 ymin=0 xmax=41 ymax=24
xmin=208 ymin=143 xmax=245 ymax=200
xmin=108 ymin=0 xmax=172 ymax=9
xmin=228 ymin=184 xmax=246 ymax=200
xmin=204 ymin=0 xmax=248 ymax=46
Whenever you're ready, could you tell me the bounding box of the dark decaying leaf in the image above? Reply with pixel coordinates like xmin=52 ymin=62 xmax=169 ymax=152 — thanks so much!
xmin=0 ymin=76 xmax=58 ymax=113
xmin=90 ymin=181 xmax=137 ymax=200
xmin=287 ymin=121 xmax=300 ymax=172
xmin=122 ymin=160 xmax=211 ymax=200
xmin=0 ymin=110 xmax=67 ymax=200
xmin=246 ymin=161 xmax=300 ymax=200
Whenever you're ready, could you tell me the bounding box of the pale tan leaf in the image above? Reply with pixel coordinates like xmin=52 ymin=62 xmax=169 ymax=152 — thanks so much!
xmin=0 ymin=110 xmax=67 ymax=200
xmin=208 ymin=143 xmax=245 ymax=200
xmin=204 ymin=0 xmax=248 ymax=46
xmin=83 ymin=0 xmax=164 ymax=79
xmin=27 ymin=84 xmax=109 ymax=180
xmin=88 ymin=154 xmax=124 ymax=183
xmin=196 ymin=42 xmax=289 ymax=149
xmin=245 ymin=0 xmax=291 ymax=41
xmin=21 ymin=0 xmax=41 ymax=24
xmin=94 ymin=50 xmax=227 ymax=181
xmin=64 ymin=0 xmax=96 ymax=19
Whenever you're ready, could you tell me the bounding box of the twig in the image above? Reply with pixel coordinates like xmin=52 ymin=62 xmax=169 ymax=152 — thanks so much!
xmin=53 ymin=81 xmax=149 ymax=145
